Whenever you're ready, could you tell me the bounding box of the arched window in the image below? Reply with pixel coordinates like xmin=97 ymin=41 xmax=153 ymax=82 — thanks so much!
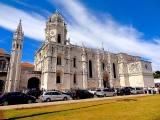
xmin=102 ymin=63 xmax=105 ymax=70
xmin=89 ymin=60 xmax=92 ymax=78
xmin=56 ymin=72 xmax=61 ymax=83
xmin=17 ymin=44 xmax=19 ymax=49
xmin=57 ymin=56 xmax=61 ymax=65
xmin=74 ymin=73 xmax=76 ymax=84
xmin=12 ymin=43 xmax=15 ymax=49
xmin=58 ymin=34 xmax=61 ymax=43
xmin=73 ymin=58 xmax=76 ymax=67
xmin=113 ymin=63 xmax=116 ymax=78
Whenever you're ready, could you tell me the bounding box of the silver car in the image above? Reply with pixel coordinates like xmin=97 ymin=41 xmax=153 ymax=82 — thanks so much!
xmin=95 ymin=89 xmax=116 ymax=97
xmin=40 ymin=91 xmax=69 ymax=102
xmin=131 ymin=87 xmax=144 ymax=94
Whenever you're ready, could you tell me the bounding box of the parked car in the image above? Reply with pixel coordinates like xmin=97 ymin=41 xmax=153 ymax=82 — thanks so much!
xmin=63 ymin=90 xmax=75 ymax=97
xmin=88 ymin=89 xmax=97 ymax=95
xmin=95 ymin=88 xmax=116 ymax=97
xmin=71 ymin=89 xmax=94 ymax=99
xmin=40 ymin=91 xmax=69 ymax=102
xmin=117 ymin=87 xmax=132 ymax=95
xmin=116 ymin=88 xmax=123 ymax=95
xmin=131 ymin=87 xmax=144 ymax=94
xmin=0 ymin=92 xmax=36 ymax=106
xmin=26 ymin=90 xmax=42 ymax=99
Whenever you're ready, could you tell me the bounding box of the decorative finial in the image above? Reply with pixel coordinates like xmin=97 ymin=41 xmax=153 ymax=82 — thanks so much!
xmin=55 ymin=10 xmax=58 ymax=14
xmin=20 ymin=19 xmax=22 ymax=23
xmin=82 ymin=42 xmax=84 ymax=47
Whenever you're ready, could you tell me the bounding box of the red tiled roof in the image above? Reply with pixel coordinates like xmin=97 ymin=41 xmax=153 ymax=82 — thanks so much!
xmin=0 ymin=48 xmax=9 ymax=55
xmin=21 ymin=62 xmax=34 ymax=67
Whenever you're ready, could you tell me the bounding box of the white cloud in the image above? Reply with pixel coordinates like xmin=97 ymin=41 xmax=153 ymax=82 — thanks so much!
xmin=0 ymin=2 xmax=46 ymax=41
xmin=0 ymin=1 xmax=160 ymax=71
xmin=154 ymin=39 xmax=160 ymax=45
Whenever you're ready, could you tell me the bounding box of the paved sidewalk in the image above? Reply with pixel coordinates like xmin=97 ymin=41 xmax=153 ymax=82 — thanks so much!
xmin=0 ymin=94 xmax=152 ymax=110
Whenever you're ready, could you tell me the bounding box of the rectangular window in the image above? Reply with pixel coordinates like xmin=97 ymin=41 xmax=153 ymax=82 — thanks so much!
xmin=57 ymin=57 xmax=61 ymax=65
xmin=73 ymin=58 xmax=76 ymax=67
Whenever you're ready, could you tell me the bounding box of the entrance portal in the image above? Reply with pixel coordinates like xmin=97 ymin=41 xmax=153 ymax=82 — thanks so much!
xmin=0 ymin=80 xmax=4 ymax=92
xmin=27 ymin=77 xmax=40 ymax=90
xmin=103 ymin=73 xmax=109 ymax=88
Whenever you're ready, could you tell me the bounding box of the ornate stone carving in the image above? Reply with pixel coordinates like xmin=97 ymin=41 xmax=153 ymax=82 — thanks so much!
xmin=129 ymin=63 xmax=141 ymax=74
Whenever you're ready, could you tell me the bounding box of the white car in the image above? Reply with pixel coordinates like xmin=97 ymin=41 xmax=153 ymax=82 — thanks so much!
xmin=89 ymin=89 xmax=97 ymax=95
xmin=95 ymin=89 xmax=116 ymax=97
xmin=40 ymin=91 xmax=69 ymax=102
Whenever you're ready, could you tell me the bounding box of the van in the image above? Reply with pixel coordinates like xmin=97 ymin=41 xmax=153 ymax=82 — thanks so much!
xmin=131 ymin=87 xmax=144 ymax=94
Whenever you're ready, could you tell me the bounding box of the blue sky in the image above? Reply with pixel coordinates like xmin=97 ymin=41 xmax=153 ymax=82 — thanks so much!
xmin=0 ymin=0 xmax=160 ymax=71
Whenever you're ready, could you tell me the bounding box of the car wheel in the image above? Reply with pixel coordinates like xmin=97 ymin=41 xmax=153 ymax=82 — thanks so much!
xmin=28 ymin=99 xmax=32 ymax=104
xmin=2 ymin=101 xmax=8 ymax=106
xmin=77 ymin=96 xmax=80 ymax=99
xmin=113 ymin=93 xmax=116 ymax=96
xmin=104 ymin=94 xmax=106 ymax=97
xmin=63 ymin=97 xmax=67 ymax=101
xmin=46 ymin=98 xmax=51 ymax=102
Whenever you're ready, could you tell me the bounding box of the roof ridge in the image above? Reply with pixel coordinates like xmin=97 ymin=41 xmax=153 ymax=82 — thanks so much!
xmin=0 ymin=48 xmax=9 ymax=55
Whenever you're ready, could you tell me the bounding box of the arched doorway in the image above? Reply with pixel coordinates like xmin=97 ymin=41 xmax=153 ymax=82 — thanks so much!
xmin=27 ymin=77 xmax=40 ymax=90
xmin=0 ymin=80 xmax=4 ymax=92
xmin=56 ymin=70 xmax=62 ymax=83
xmin=103 ymin=73 xmax=109 ymax=88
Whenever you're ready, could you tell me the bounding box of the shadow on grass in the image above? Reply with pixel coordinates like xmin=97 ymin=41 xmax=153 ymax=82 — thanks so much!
xmin=116 ymin=99 xmax=138 ymax=102
xmin=5 ymin=101 xmax=116 ymax=120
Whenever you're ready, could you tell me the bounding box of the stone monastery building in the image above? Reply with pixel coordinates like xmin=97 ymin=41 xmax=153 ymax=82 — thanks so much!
xmin=0 ymin=11 xmax=154 ymax=92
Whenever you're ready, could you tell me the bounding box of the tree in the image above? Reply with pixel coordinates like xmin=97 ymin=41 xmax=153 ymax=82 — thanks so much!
xmin=153 ymin=71 xmax=160 ymax=78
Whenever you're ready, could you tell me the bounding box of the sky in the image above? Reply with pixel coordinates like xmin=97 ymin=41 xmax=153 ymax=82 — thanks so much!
xmin=0 ymin=0 xmax=160 ymax=71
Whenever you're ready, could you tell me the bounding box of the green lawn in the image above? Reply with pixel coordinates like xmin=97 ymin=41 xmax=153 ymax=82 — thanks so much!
xmin=2 ymin=95 xmax=160 ymax=120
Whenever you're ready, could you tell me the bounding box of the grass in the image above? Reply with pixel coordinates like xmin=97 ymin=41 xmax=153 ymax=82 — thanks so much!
xmin=2 ymin=95 xmax=160 ymax=120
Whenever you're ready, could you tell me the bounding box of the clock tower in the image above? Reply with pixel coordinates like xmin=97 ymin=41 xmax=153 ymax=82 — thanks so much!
xmin=45 ymin=10 xmax=67 ymax=44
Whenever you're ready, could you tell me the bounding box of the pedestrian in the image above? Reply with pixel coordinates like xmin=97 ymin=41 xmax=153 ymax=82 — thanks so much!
xmin=152 ymin=87 xmax=156 ymax=94
xmin=144 ymin=87 xmax=147 ymax=94
xmin=148 ymin=86 xmax=151 ymax=94
xmin=158 ymin=87 xmax=160 ymax=94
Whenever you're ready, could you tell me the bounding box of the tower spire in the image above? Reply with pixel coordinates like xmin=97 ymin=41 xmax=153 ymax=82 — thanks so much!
xmin=5 ymin=20 xmax=24 ymax=92
xmin=102 ymin=43 xmax=104 ymax=51
xmin=16 ymin=19 xmax=23 ymax=34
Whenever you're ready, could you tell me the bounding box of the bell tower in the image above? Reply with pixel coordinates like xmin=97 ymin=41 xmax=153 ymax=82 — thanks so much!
xmin=5 ymin=20 xmax=24 ymax=92
xmin=45 ymin=10 xmax=67 ymax=44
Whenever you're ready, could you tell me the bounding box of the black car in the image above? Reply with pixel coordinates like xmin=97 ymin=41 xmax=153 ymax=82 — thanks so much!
xmin=26 ymin=90 xmax=42 ymax=99
xmin=0 ymin=92 xmax=36 ymax=106
xmin=63 ymin=90 xmax=75 ymax=97
xmin=71 ymin=89 xmax=94 ymax=99
xmin=117 ymin=87 xmax=132 ymax=95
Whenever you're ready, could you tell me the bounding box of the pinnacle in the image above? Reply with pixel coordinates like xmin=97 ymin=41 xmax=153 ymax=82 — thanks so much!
xmin=16 ymin=19 xmax=22 ymax=33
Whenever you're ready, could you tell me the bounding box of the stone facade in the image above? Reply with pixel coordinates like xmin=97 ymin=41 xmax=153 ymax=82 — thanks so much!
xmin=34 ymin=11 xmax=154 ymax=91
xmin=0 ymin=49 xmax=10 ymax=92
xmin=1 ymin=11 xmax=155 ymax=92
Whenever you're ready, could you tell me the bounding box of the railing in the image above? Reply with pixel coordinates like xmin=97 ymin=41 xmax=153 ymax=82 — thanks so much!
xmin=28 ymin=71 xmax=41 ymax=74
xmin=0 ymin=68 xmax=8 ymax=72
